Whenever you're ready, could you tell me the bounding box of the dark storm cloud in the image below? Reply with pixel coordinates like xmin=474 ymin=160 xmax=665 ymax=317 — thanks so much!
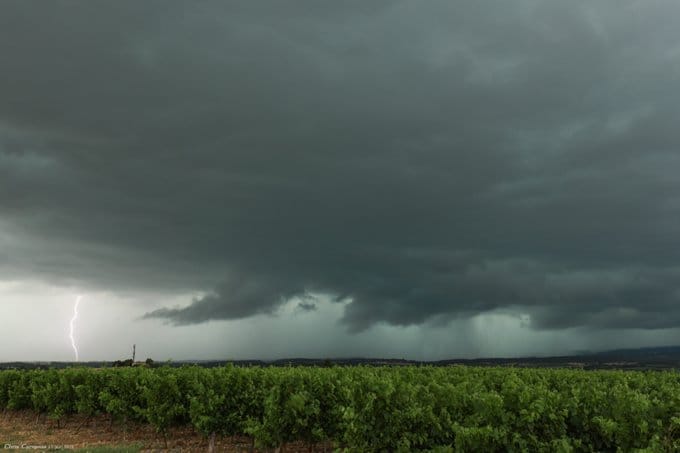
xmin=2 ymin=0 xmax=680 ymax=331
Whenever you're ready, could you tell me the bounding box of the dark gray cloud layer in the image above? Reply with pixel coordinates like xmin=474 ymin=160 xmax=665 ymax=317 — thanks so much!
xmin=2 ymin=0 xmax=680 ymax=332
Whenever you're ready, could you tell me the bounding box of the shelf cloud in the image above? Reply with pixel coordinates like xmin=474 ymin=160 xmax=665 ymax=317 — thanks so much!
xmin=2 ymin=0 xmax=680 ymax=345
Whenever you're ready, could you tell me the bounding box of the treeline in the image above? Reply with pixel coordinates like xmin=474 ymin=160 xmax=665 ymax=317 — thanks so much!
xmin=1 ymin=366 xmax=679 ymax=451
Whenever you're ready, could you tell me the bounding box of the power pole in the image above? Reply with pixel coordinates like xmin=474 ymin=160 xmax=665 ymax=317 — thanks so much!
xmin=132 ymin=344 xmax=136 ymax=362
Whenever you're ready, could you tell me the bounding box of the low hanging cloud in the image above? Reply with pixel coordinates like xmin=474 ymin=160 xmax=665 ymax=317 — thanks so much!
xmin=2 ymin=0 xmax=680 ymax=334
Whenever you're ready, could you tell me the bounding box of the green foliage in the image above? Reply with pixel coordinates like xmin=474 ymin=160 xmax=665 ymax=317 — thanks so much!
xmin=97 ymin=368 xmax=148 ymax=425
xmin=0 ymin=369 xmax=16 ymax=408
xmin=1 ymin=365 xmax=679 ymax=451
xmin=7 ymin=370 xmax=33 ymax=410
xmin=74 ymin=370 xmax=106 ymax=417
xmin=188 ymin=365 xmax=269 ymax=438
xmin=246 ymin=368 xmax=338 ymax=448
xmin=136 ymin=367 xmax=191 ymax=434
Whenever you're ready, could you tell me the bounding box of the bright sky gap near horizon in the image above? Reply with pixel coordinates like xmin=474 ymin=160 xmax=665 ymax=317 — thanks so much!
xmin=2 ymin=0 xmax=680 ymax=361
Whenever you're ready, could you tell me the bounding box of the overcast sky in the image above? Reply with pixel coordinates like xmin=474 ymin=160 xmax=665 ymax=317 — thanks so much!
xmin=2 ymin=0 xmax=680 ymax=361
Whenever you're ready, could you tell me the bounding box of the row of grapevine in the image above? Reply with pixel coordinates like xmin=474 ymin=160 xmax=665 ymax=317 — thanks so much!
xmin=1 ymin=366 xmax=679 ymax=451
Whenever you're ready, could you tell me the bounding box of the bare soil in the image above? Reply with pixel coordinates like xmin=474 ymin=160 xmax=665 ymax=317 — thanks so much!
xmin=0 ymin=410 xmax=334 ymax=452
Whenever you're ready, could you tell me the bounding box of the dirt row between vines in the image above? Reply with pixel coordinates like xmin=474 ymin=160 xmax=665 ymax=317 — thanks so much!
xmin=0 ymin=410 xmax=334 ymax=452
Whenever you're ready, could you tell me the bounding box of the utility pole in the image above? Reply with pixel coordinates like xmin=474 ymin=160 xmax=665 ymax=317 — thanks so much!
xmin=132 ymin=344 xmax=136 ymax=362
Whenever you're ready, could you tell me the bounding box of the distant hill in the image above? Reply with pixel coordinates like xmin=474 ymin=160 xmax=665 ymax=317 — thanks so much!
xmin=2 ymin=345 xmax=680 ymax=370
xmin=590 ymin=345 xmax=680 ymax=358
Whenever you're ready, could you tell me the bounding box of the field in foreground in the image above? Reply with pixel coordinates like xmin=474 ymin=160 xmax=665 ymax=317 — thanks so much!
xmin=1 ymin=366 xmax=679 ymax=452
xmin=0 ymin=409 xmax=322 ymax=452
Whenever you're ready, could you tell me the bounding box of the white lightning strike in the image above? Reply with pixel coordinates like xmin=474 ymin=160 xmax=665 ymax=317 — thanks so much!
xmin=69 ymin=295 xmax=82 ymax=362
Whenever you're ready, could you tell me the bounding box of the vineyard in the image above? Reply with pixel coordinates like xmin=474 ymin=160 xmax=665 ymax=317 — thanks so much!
xmin=1 ymin=365 xmax=679 ymax=452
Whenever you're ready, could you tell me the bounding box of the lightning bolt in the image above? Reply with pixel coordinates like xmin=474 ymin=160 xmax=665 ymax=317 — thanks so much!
xmin=69 ymin=295 xmax=82 ymax=362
